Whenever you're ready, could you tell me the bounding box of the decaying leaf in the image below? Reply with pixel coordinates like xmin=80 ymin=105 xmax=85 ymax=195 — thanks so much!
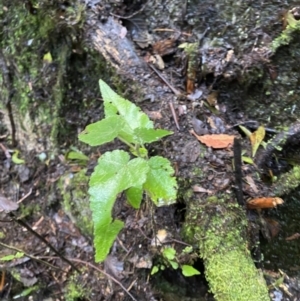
xmin=192 ymin=185 xmax=213 ymax=194
xmin=186 ymin=76 xmax=196 ymax=94
xmin=249 ymin=126 xmax=265 ymax=157
xmin=206 ymin=91 xmax=218 ymax=107
xmin=149 ymin=54 xmax=165 ymax=70
xmin=246 ymin=197 xmax=284 ymax=209
xmin=152 ymin=38 xmax=177 ymax=56
xmin=104 ymin=255 xmax=124 ymax=279
xmin=0 ymin=193 xmax=19 ymax=212
xmin=263 ymin=217 xmax=281 ymax=239
xmin=190 ymin=129 xmax=235 ymax=149
xmin=144 ymin=110 xmax=163 ymax=120
xmin=151 ymin=229 xmax=168 ymax=246
xmin=245 ymin=176 xmax=259 ymax=194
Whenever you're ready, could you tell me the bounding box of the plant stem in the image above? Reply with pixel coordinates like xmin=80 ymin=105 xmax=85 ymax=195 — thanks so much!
xmin=117 ymin=136 xmax=135 ymax=149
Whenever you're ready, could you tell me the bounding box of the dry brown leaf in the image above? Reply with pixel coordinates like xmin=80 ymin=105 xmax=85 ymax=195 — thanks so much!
xmin=246 ymin=197 xmax=284 ymax=209
xmin=192 ymin=185 xmax=213 ymax=194
xmin=152 ymin=38 xmax=177 ymax=56
xmin=186 ymin=76 xmax=195 ymax=94
xmin=0 ymin=193 xmax=19 ymax=212
xmin=264 ymin=217 xmax=280 ymax=238
xmin=151 ymin=229 xmax=168 ymax=246
xmin=190 ymin=129 xmax=235 ymax=149
xmin=144 ymin=110 xmax=163 ymax=120
xmin=245 ymin=175 xmax=259 ymax=194
xmin=206 ymin=91 xmax=218 ymax=107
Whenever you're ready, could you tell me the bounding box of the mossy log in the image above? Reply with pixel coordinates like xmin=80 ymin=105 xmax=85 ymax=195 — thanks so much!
xmin=182 ymin=196 xmax=270 ymax=301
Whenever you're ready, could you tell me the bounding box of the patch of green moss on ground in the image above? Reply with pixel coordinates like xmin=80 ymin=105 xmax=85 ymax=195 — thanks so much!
xmin=64 ymin=271 xmax=90 ymax=301
xmin=59 ymin=169 xmax=93 ymax=237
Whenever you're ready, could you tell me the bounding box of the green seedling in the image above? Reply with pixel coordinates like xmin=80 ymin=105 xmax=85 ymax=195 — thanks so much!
xmin=79 ymin=80 xmax=178 ymax=262
xmin=151 ymin=246 xmax=200 ymax=277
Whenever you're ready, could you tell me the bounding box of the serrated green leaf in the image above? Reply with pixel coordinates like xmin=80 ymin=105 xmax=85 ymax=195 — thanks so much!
xmin=143 ymin=156 xmax=177 ymax=206
xmin=89 ymin=150 xmax=149 ymax=262
xmin=66 ymin=151 xmax=89 ymax=161
xmin=134 ymin=128 xmax=173 ymax=143
xmin=163 ymin=247 xmax=176 ymax=260
xmin=79 ymin=116 xmax=125 ymax=146
xmin=104 ymin=99 xmax=118 ymax=117
xmin=92 ymin=214 xmax=124 ymax=263
xmin=181 ymin=265 xmax=201 ymax=277
xmin=126 ymin=186 xmax=143 ymax=209
xmin=100 ymin=80 xmax=153 ymax=130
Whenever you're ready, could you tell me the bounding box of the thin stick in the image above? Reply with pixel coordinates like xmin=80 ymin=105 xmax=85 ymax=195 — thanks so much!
xmin=148 ymin=64 xmax=181 ymax=96
xmin=39 ymin=256 xmax=138 ymax=301
xmin=233 ymin=138 xmax=244 ymax=206
xmin=110 ymin=0 xmax=150 ymax=19
xmin=17 ymin=188 xmax=32 ymax=204
xmin=0 ymin=241 xmax=60 ymax=271
xmin=148 ymin=64 xmax=181 ymax=130
xmin=10 ymin=215 xmax=80 ymax=273
xmin=168 ymin=102 xmax=180 ymax=130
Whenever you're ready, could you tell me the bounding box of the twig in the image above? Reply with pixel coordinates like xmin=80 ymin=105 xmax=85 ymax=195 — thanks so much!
xmin=39 ymin=256 xmax=138 ymax=301
xmin=233 ymin=138 xmax=244 ymax=206
xmin=0 ymin=270 xmax=5 ymax=292
xmin=6 ymin=100 xmax=16 ymax=147
xmin=148 ymin=64 xmax=181 ymax=96
xmin=0 ymin=241 xmax=60 ymax=271
xmin=168 ymin=102 xmax=180 ymax=130
xmin=148 ymin=64 xmax=181 ymax=130
xmin=10 ymin=215 xmax=80 ymax=273
xmin=17 ymin=188 xmax=32 ymax=204
xmin=110 ymin=0 xmax=150 ymax=20
xmin=0 ymin=143 xmax=11 ymax=159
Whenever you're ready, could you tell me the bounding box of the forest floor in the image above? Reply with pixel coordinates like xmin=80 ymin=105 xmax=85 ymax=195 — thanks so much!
xmin=1 ymin=0 xmax=300 ymax=300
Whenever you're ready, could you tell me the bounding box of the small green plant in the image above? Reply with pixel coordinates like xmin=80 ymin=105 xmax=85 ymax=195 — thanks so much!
xmin=64 ymin=272 xmax=89 ymax=301
xmin=79 ymin=80 xmax=177 ymax=262
xmin=151 ymin=246 xmax=200 ymax=277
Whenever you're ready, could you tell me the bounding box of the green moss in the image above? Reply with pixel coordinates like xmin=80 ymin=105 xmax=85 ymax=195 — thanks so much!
xmin=273 ymin=165 xmax=300 ymax=196
xmin=0 ymin=0 xmax=129 ymax=151
xmin=182 ymin=193 xmax=269 ymax=300
xmin=18 ymin=203 xmax=41 ymax=219
xmin=59 ymin=169 xmax=93 ymax=237
xmin=206 ymin=250 xmax=269 ymax=301
xmin=64 ymin=271 xmax=90 ymax=301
